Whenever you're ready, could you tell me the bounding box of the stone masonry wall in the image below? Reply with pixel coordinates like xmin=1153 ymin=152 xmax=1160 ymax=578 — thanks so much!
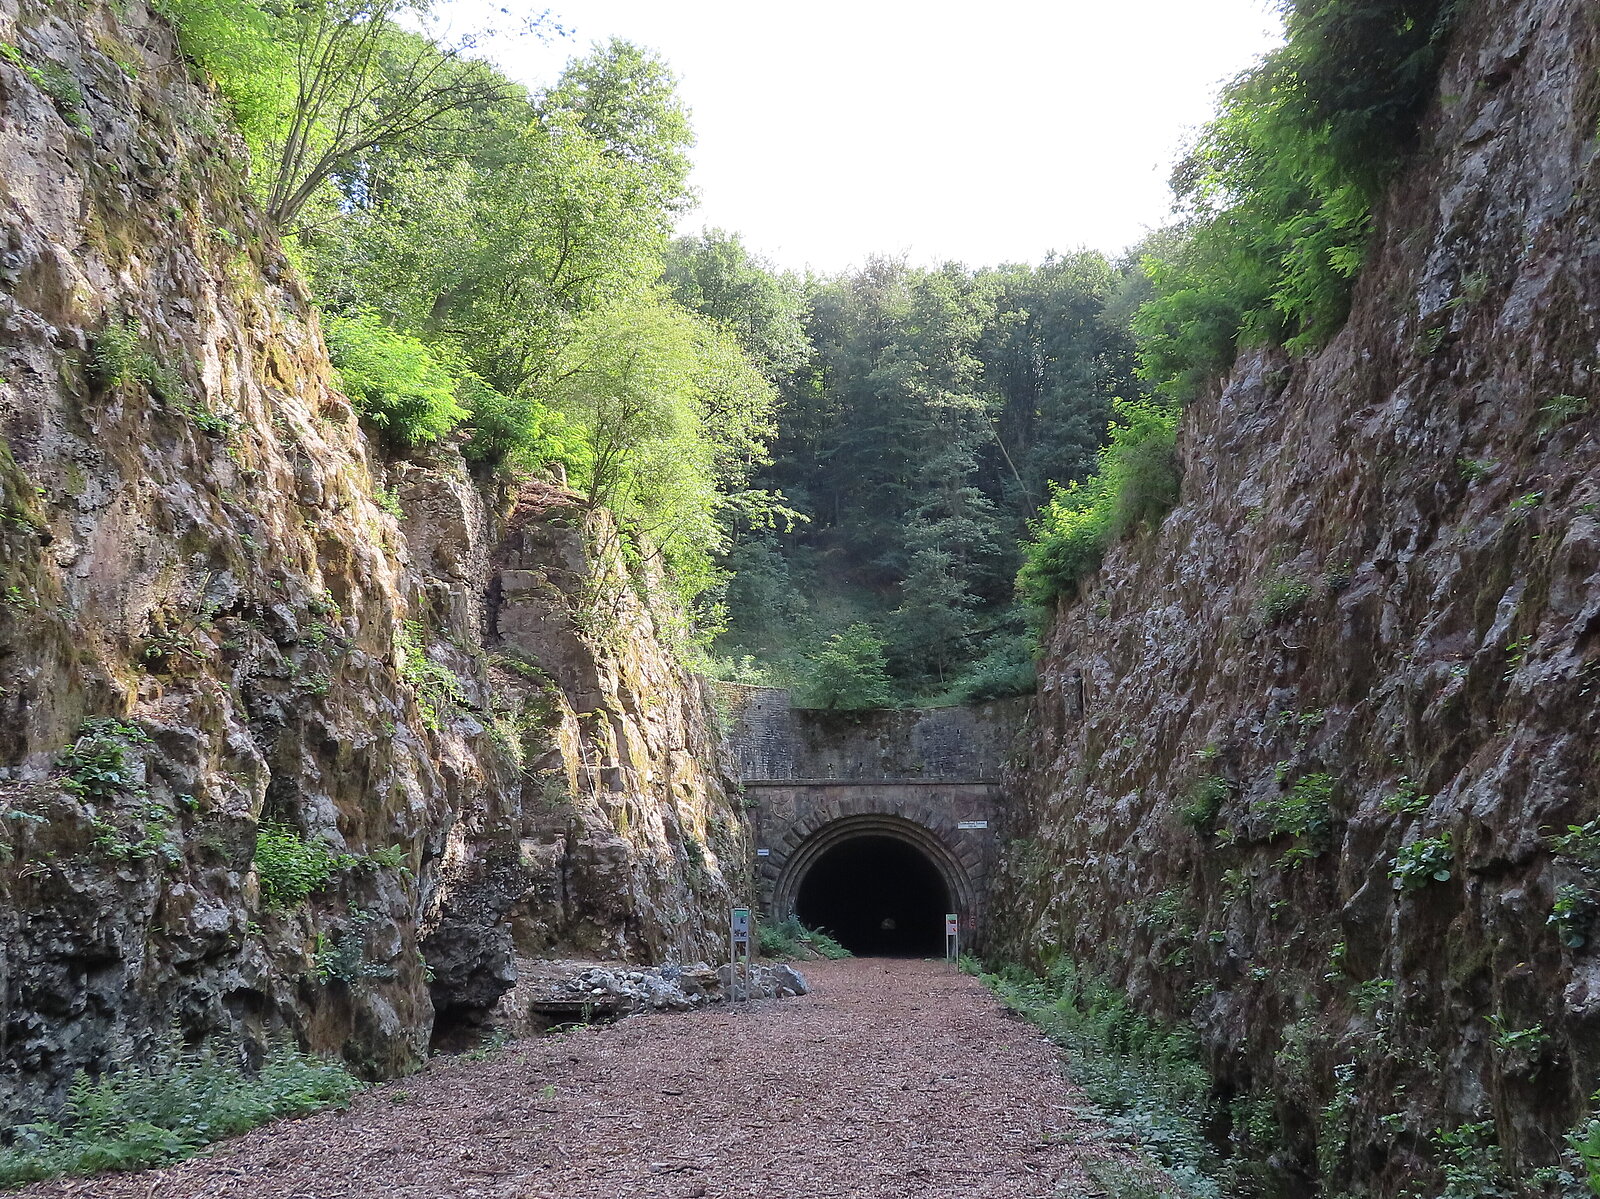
xmin=722 ymin=686 xmax=1023 ymax=781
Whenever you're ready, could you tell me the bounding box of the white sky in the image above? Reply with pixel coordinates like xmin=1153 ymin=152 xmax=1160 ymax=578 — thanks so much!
xmin=449 ymin=0 xmax=1285 ymax=275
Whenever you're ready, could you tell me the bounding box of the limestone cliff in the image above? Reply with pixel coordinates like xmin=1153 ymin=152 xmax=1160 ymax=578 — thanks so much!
xmin=0 ymin=0 xmax=746 ymax=1120
xmin=996 ymin=0 xmax=1600 ymax=1191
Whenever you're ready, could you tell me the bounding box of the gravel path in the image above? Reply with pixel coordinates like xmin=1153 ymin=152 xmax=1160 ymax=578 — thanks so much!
xmin=26 ymin=959 xmax=1141 ymax=1198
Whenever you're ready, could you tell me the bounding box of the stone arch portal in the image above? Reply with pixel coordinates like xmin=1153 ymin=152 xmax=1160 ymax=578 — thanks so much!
xmin=751 ymin=783 xmax=1000 ymax=955
xmin=777 ymin=815 xmax=973 ymax=956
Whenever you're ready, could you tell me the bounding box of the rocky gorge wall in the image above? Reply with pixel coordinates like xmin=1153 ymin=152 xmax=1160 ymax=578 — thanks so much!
xmin=994 ymin=0 xmax=1600 ymax=1192
xmin=0 ymin=0 xmax=747 ymax=1120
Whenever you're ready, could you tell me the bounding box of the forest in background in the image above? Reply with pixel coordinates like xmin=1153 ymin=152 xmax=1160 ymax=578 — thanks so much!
xmin=148 ymin=0 xmax=1458 ymax=708
xmin=672 ymin=241 xmax=1147 ymax=705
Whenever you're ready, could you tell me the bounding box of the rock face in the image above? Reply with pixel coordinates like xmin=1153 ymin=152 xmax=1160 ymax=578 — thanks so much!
xmin=424 ymin=491 xmax=751 ymax=1022
xmin=994 ymin=0 xmax=1600 ymax=1191
xmin=0 ymin=0 xmax=747 ymax=1120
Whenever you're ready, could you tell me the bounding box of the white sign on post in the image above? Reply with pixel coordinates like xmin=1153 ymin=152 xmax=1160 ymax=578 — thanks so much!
xmin=945 ymin=912 xmax=959 ymax=963
xmin=731 ymin=907 xmax=751 ymax=939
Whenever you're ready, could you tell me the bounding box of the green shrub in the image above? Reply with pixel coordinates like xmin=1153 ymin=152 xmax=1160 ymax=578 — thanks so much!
xmin=1256 ymin=772 xmax=1334 ymax=858
xmin=1550 ymin=884 xmax=1596 ymax=950
xmin=0 ymin=1042 xmax=359 ymax=1187
xmin=396 ymin=619 xmax=470 ymax=730
xmin=1549 ymin=819 xmax=1600 ymax=872
xmin=252 ymin=825 xmax=352 ymax=908
xmin=313 ymin=911 xmax=395 ymax=985
xmin=89 ymin=321 xmax=142 ymax=389
xmin=945 ymin=633 xmax=1036 ymax=703
xmin=1430 ymin=1121 xmax=1510 ymax=1199
xmin=1389 ymin=832 xmax=1454 ymax=890
xmin=795 ymin=623 xmax=895 ymax=711
xmin=88 ymin=320 xmax=200 ymax=412
xmin=757 ymin=916 xmax=851 ymax=960
xmin=1180 ymin=775 xmax=1229 ymax=829
xmin=1379 ymin=777 xmax=1430 ymax=815
xmin=5 ymin=45 xmax=91 ymax=134
xmin=458 ymin=373 xmax=587 ymax=476
xmin=1569 ymin=1116 xmax=1600 ymax=1195
xmin=58 ymin=719 xmax=151 ymax=801
xmin=1258 ymin=572 xmax=1314 ymax=621
xmin=325 ymin=313 xmax=468 ymax=448
xmin=1018 ymin=399 xmax=1180 ymax=606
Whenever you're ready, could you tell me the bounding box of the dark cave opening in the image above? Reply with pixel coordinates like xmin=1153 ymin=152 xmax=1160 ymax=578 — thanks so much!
xmin=794 ymin=834 xmax=951 ymax=957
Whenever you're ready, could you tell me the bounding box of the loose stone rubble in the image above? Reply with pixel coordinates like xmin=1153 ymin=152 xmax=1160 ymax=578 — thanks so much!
xmin=489 ymin=958 xmax=809 ymax=1034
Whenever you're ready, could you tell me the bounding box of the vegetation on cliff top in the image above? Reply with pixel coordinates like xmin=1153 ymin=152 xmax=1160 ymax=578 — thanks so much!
xmin=1015 ymin=0 xmax=1458 ymax=609
xmin=1136 ymin=0 xmax=1458 ymax=398
xmin=154 ymin=0 xmax=782 ymax=631
xmin=146 ymin=0 xmax=1461 ymax=690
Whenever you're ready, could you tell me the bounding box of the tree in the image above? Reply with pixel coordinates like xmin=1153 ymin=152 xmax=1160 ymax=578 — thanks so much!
xmin=546 ymin=295 xmax=776 ymax=604
xmin=539 ymin=37 xmax=694 ymax=211
xmin=663 ymin=230 xmax=811 ymax=379
xmin=306 ymin=41 xmax=691 ymax=398
xmin=265 ymin=2 xmax=517 ymax=229
xmin=158 ymin=0 xmax=522 ymax=230
xmin=798 ymin=625 xmax=895 ymax=711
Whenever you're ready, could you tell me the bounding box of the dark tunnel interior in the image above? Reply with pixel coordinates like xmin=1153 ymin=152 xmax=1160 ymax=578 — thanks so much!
xmin=794 ymin=835 xmax=950 ymax=956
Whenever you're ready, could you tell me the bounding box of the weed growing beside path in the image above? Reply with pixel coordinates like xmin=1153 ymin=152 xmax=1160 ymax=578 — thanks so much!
xmin=0 ymin=1044 xmax=360 ymax=1188
xmin=976 ymin=959 xmax=1226 ymax=1199
xmin=757 ymin=915 xmax=851 ymax=960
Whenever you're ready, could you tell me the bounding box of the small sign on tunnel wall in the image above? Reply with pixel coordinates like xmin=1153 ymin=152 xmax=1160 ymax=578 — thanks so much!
xmin=957 ymin=820 xmax=988 ymax=829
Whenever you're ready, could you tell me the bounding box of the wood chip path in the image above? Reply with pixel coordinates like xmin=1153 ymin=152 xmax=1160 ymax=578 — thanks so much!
xmin=25 ymin=959 xmax=1144 ymax=1198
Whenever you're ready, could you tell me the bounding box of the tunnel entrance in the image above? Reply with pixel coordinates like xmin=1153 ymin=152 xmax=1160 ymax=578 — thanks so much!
xmin=793 ymin=834 xmax=950 ymax=956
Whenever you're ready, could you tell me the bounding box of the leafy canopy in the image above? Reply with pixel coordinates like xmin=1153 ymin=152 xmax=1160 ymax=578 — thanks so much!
xmin=324 ymin=312 xmax=467 ymax=447
xmin=797 ymin=624 xmax=896 ymax=711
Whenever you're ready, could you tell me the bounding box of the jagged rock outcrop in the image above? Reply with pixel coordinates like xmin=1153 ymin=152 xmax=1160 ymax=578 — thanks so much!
xmin=423 ymin=487 xmax=751 ymax=1021
xmin=995 ymin=0 xmax=1600 ymax=1192
xmin=0 ymin=0 xmax=747 ymax=1121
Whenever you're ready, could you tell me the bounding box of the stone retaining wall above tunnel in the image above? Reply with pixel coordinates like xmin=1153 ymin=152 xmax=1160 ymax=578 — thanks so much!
xmin=719 ymin=686 xmax=1026 ymax=782
xmin=750 ymin=780 xmax=1002 ymax=951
